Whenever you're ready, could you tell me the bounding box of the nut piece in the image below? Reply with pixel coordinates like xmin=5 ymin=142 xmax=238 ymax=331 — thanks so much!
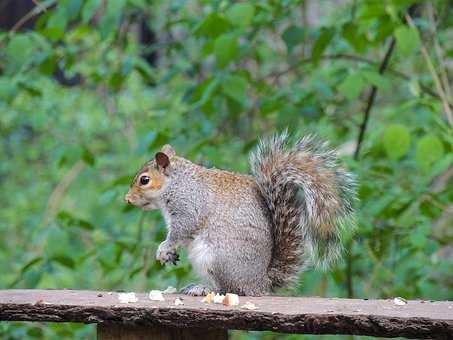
xmin=149 ymin=290 xmax=165 ymax=301
xmin=174 ymin=297 xmax=184 ymax=306
xmin=393 ymin=297 xmax=407 ymax=305
xmin=213 ymin=293 xmax=225 ymax=304
xmin=163 ymin=286 xmax=177 ymax=294
xmin=222 ymin=293 xmax=240 ymax=306
xmin=118 ymin=292 xmax=138 ymax=303
xmin=241 ymin=301 xmax=258 ymax=310
xmin=201 ymin=292 xmax=215 ymax=304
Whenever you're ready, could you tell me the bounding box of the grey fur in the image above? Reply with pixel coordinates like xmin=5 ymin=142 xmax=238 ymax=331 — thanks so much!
xmin=126 ymin=134 xmax=356 ymax=296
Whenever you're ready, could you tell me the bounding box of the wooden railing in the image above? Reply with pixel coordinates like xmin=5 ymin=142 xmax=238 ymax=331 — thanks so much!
xmin=0 ymin=289 xmax=452 ymax=339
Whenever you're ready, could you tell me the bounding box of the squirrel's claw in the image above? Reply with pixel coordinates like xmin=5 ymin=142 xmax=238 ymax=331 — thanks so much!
xmin=172 ymin=253 xmax=180 ymax=265
xmin=156 ymin=241 xmax=179 ymax=266
xmin=180 ymin=284 xmax=211 ymax=296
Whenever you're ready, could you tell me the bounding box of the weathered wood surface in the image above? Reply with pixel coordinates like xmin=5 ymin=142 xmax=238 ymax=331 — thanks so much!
xmin=97 ymin=323 xmax=228 ymax=340
xmin=0 ymin=289 xmax=452 ymax=339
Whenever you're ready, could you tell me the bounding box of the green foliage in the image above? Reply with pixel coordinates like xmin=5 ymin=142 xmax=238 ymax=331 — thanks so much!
xmin=1 ymin=0 xmax=452 ymax=339
xmin=415 ymin=134 xmax=445 ymax=172
xmin=395 ymin=25 xmax=420 ymax=55
xmin=383 ymin=124 xmax=411 ymax=160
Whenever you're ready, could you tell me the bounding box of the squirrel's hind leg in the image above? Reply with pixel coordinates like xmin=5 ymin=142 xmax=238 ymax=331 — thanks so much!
xmin=180 ymin=283 xmax=212 ymax=296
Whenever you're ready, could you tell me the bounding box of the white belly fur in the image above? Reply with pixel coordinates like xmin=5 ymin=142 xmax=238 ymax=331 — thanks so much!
xmin=188 ymin=237 xmax=213 ymax=281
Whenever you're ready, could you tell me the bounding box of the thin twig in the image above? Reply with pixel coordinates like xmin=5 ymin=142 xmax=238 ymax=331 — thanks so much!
xmin=265 ymin=53 xmax=449 ymax=105
xmin=426 ymin=3 xmax=453 ymax=105
xmin=405 ymin=13 xmax=453 ymax=126
xmin=353 ymin=38 xmax=396 ymax=160
xmin=10 ymin=0 xmax=56 ymax=33
xmin=31 ymin=0 xmax=47 ymax=12
xmin=42 ymin=160 xmax=85 ymax=226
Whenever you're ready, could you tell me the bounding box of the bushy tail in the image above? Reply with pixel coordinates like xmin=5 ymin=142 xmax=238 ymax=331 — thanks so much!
xmin=250 ymin=132 xmax=356 ymax=290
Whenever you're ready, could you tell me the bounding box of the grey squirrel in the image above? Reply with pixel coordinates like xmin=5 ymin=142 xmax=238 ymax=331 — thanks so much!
xmin=124 ymin=132 xmax=356 ymax=296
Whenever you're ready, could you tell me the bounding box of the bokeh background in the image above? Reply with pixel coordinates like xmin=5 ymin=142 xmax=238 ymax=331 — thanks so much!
xmin=0 ymin=0 xmax=452 ymax=339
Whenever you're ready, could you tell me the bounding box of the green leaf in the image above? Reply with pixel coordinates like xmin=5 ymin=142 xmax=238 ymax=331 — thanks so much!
xmin=45 ymin=7 xmax=68 ymax=41
xmin=195 ymin=13 xmax=231 ymax=38
xmin=0 ymin=78 xmax=18 ymax=102
xmin=134 ymin=58 xmax=155 ymax=82
xmin=342 ymin=23 xmax=368 ymax=53
xmin=214 ymin=34 xmax=238 ymax=68
xmin=20 ymin=257 xmax=43 ymax=274
xmin=225 ymin=3 xmax=255 ymax=27
xmin=415 ymin=135 xmax=444 ymax=172
xmin=99 ymin=0 xmax=126 ymax=38
xmin=312 ymin=27 xmax=335 ymax=63
xmin=57 ymin=211 xmax=94 ymax=231
xmin=52 ymin=255 xmax=75 ymax=269
xmin=221 ymin=74 xmax=248 ymax=104
xmin=338 ymin=73 xmax=365 ymax=100
xmin=361 ymin=70 xmax=391 ymax=91
xmin=39 ymin=54 xmax=58 ymax=75
xmin=65 ymin=0 xmax=83 ymax=21
xmin=282 ymin=25 xmax=305 ymax=53
xmin=5 ymin=35 xmax=33 ymax=74
xmin=81 ymin=0 xmax=101 ymax=23
xmin=18 ymin=81 xmax=42 ymax=97
xmin=395 ymin=25 xmax=420 ymax=56
xmin=82 ymin=147 xmax=96 ymax=166
xmin=383 ymin=124 xmax=411 ymax=160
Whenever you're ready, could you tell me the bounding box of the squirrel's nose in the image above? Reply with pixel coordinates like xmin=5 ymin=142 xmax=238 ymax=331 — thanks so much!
xmin=124 ymin=193 xmax=132 ymax=204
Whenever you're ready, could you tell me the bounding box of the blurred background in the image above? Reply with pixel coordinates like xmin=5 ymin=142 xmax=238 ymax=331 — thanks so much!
xmin=0 ymin=0 xmax=452 ymax=339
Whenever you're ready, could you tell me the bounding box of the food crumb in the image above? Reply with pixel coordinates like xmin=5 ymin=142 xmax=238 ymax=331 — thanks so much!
xmin=174 ymin=297 xmax=184 ymax=306
xmin=163 ymin=286 xmax=177 ymax=294
xmin=201 ymin=292 xmax=215 ymax=304
xmin=149 ymin=290 xmax=165 ymax=301
xmin=213 ymin=293 xmax=225 ymax=304
xmin=118 ymin=292 xmax=138 ymax=303
xmin=222 ymin=293 xmax=240 ymax=306
xmin=393 ymin=297 xmax=407 ymax=305
xmin=241 ymin=301 xmax=258 ymax=310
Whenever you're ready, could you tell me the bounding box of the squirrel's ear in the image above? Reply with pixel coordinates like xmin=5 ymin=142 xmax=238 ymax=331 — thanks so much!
xmin=155 ymin=152 xmax=170 ymax=170
xmin=160 ymin=144 xmax=176 ymax=158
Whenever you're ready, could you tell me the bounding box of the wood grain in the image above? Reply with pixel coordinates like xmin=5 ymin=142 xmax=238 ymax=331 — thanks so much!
xmin=0 ymin=289 xmax=452 ymax=339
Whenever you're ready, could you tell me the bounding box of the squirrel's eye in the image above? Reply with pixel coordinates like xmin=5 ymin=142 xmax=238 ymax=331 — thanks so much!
xmin=139 ymin=175 xmax=150 ymax=185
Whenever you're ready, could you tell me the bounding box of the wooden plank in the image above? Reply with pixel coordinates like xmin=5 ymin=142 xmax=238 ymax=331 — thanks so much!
xmin=97 ymin=323 xmax=228 ymax=340
xmin=0 ymin=289 xmax=452 ymax=339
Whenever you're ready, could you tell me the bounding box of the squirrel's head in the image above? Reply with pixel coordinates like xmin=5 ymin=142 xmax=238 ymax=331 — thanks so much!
xmin=124 ymin=144 xmax=175 ymax=210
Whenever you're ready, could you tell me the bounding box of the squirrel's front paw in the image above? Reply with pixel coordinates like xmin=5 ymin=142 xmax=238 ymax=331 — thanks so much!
xmin=180 ymin=284 xmax=211 ymax=296
xmin=156 ymin=241 xmax=179 ymax=265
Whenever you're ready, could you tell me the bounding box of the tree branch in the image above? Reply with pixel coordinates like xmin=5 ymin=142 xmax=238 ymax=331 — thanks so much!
xmin=264 ymin=53 xmax=449 ymax=106
xmin=353 ymin=38 xmax=396 ymax=160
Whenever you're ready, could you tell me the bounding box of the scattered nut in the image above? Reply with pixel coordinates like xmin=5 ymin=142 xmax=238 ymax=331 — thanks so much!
xmin=213 ymin=293 xmax=225 ymax=304
xmin=163 ymin=286 xmax=177 ymax=294
xmin=241 ymin=301 xmax=258 ymax=310
xmin=97 ymin=293 xmax=103 ymax=297
xmin=174 ymin=297 xmax=184 ymax=306
xmin=223 ymin=293 xmax=240 ymax=306
xmin=393 ymin=297 xmax=407 ymax=305
xmin=118 ymin=292 xmax=138 ymax=303
xmin=201 ymin=292 xmax=215 ymax=304
xmin=149 ymin=290 xmax=165 ymax=301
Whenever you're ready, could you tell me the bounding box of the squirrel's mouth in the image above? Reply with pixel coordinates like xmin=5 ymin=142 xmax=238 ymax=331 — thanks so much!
xmin=141 ymin=202 xmax=155 ymax=211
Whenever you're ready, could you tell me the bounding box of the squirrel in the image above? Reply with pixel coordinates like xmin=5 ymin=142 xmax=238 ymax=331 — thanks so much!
xmin=124 ymin=132 xmax=356 ymax=296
